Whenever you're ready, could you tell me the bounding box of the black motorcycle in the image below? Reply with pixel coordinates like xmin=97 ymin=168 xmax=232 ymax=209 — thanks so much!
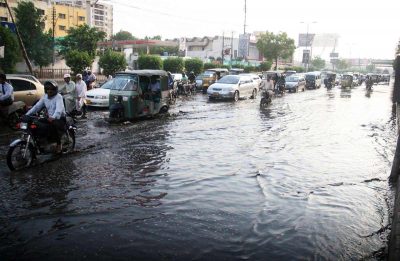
xmin=6 ymin=114 xmax=77 ymax=171
xmin=366 ymin=79 xmax=373 ymax=91
xmin=260 ymin=89 xmax=273 ymax=107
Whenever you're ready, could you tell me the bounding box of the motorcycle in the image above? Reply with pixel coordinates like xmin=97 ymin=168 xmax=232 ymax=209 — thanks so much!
xmin=0 ymin=101 xmax=26 ymax=130
xmin=366 ymin=79 xmax=373 ymax=91
xmin=6 ymin=114 xmax=77 ymax=171
xmin=275 ymin=81 xmax=285 ymax=96
xmin=260 ymin=89 xmax=273 ymax=107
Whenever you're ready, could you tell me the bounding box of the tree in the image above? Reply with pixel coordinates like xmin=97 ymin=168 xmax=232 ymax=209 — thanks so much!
xmin=112 ymin=30 xmax=137 ymax=41
xmin=259 ymin=61 xmax=272 ymax=71
xmin=99 ymin=49 xmax=127 ymax=77
xmin=65 ymin=50 xmax=92 ymax=74
xmin=59 ymin=24 xmax=106 ymax=59
xmin=13 ymin=1 xmax=52 ymax=68
xmin=336 ymin=59 xmax=349 ymax=71
xmin=311 ymin=56 xmax=326 ymax=70
xmin=145 ymin=35 xmax=162 ymax=40
xmin=163 ymin=57 xmax=184 ymax=73
xmin=256 ymin=31 xmax=295 ymax=70
xmin=184 ymin=58 xmax=203 ymax=75
xmin=203 ymin=62 xmax=215 ymax=70
xmin=0 ymin=27 xmax=21 ymax=73
xmin=137 ymin=55 xmax=162 ymax=69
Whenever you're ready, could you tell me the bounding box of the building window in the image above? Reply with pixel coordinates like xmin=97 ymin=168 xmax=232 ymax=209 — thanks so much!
xmin=78 ymin=16 xmax=85 ymax=21
xmin=59 ymin=25 xmax=66 ymax=31
xmin=0 ymin=17 xmax=8 ymax=22
xmin=58 ymin=13 xmax=66 ymax=19
xmin=0 ymin=3 xmax=6 ymax=8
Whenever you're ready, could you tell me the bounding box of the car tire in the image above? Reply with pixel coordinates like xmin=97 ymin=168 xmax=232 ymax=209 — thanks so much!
xmin=233 ymin=91 xmax=239 ymax=102
xmin=251 ymin=89 xmax=257 ymax=99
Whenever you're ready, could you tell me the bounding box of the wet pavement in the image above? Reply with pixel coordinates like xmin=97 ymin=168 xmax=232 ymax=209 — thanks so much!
xmin=0 ymin=83 xmax=397 ymax=260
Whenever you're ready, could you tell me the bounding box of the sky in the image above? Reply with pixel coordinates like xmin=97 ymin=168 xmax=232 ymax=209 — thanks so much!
xmin=107 ymin=0 xmax=400 ymax=60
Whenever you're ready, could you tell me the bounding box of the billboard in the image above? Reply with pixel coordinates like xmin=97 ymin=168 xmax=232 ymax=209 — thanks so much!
xmin=298 ymin=34 xmax=315 ymax=47
xmin=238 ymin=33 xmax=250 ymax=58
xmin=302 ymin=50 xmax=310 ymax=64
xmin=330 ymin=52 xmax=339 ymax=58
xmin=179 ymin=37 xmax=186 ymax=52
xmin=0 ymin=22 xmax=16 ymax=34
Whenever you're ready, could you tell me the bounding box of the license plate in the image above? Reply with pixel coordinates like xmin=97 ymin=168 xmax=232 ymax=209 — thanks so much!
xmin=213 ymin=92 xmax=219 ymax=96
xmin=20 ymin=122 xmax=28 ymax=130
xmin=85 ymin=99 xmax=92 ymax=104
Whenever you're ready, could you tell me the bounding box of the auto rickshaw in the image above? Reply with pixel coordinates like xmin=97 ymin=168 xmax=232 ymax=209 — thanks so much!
xmin=108 ymin=70 xmax=171 ymax=121
xmin=324 ymin=72 xmax=336 ymax=89
xmin=201 ymin=68 xmax=229 ymax=93
xmin=340 ymin=74 xmax=353 ymax=88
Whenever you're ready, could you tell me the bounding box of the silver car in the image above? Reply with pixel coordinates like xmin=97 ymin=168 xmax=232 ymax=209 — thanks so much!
xmin=207 ymin=75 xmax=257 ymax=102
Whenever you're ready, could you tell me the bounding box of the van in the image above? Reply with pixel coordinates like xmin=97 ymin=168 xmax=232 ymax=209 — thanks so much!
xmin=305 ymin=72 xmax=322 ymax=89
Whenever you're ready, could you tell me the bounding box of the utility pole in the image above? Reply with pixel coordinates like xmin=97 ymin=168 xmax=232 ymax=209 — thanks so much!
xmin=243 ymin=0 xmax=247 ymax=34
xmin=4 ymin=0 xmax=33 ymax=74
xmin=221 ymin=32 xmax=225 ymax=66
xmin=230 ymin=31 xmax=233 ymax=67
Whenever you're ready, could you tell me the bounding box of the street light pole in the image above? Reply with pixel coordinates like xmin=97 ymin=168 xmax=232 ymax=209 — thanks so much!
xmin=301 ymin=21 xmax=316 ymax=72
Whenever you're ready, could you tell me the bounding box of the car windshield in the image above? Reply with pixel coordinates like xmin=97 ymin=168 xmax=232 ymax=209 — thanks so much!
xmin=100 ymin=80 xmax=113 ymax=89
xmin=109 ymin=75 xmax=139 ymax=91
xmin=286 ymin=76 xmax=299 ymax=82
xmin=305 ymin=75 xmax=315 ymax=80
xmin=217 ymin=75 xmax=239 ymax=84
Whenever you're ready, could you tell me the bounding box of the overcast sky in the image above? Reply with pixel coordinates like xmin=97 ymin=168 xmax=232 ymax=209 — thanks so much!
xmin=108 ymin=0 xmax=400 ymax=59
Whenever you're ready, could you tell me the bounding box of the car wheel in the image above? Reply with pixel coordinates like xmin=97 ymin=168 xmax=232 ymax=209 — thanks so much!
xmin=251 ymin=89 xmax=257 ymax=99
xmin=233 ymin=91 xmax=239 ymax=102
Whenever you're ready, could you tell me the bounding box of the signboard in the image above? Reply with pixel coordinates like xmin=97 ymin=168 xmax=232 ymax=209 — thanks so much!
xmin=330 ymin=52 xmax=339 ymax=58
xmin=238 ymin=33 xmax=250 ymax=58
xmin=298 ymin=33 xmax=315 ymax=47
xmin=179 ymin=37 xmax=186 ymax=52
xmin=0 ymin=22 xmax=16 ymax=33
xmin=302 ymin=50 xmax=310 ymax=64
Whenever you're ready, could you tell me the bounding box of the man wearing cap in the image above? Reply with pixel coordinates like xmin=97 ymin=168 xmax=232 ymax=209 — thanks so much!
xmin=75 ymin=74 xmax=87 ymax=118
xmin=60 ymin=73 xmax=76 ymax=114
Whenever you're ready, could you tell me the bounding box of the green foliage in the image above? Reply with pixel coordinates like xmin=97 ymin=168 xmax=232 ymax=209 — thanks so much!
xmin=366 ymin=64 xmax=376 ymax=73
xmin=65 ymin=50 xmax=92 ymax=74
xmin=59 ymin=24 xmax=106 ymax=59
xmin=137 ymin=55 xmax=163 ymax=69
xmin=13 ymin=1 xmax=52 ymax=67
xmin=284 ymin=66 xmax=305 ymax=73
xmin=163 ymin=57 xmax=184 ymax=73
xmin=112 ymin=30 xmax=136 ymax=41
xmin=203 ymin=62 xmax=215 ymax=70
xmin=184 ymin=58 xmax=204 ymax=75
xmin=244 ymin=66 xmax=256 ymax=73
xmin=336 ymin=59 xmax=349 ymax=71
xmin=256 ymin=31 xmax=296 ymax=70
xmin=311 ymin=56 xmax=326 ymax=70
xmin=99 ymin=50 xmax=127 ymax=77
xmin=0 ymin=27 xmax=21 ymax=73
xmin=259 ymin=61 xmax=272 ymax=71
xmin=145 ymin=35 xmax=162 ymax=40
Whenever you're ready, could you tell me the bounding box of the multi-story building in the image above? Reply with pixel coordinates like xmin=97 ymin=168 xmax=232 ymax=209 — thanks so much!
xmin=46 ymin=2 xmax=87 ymax=37
xmin=0 ymin=0 xmax=51 ymax=24
xmin=87 ymin=1 xmax=113 ymax=39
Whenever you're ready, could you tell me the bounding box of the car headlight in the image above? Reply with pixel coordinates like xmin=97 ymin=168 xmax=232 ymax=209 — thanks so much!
xmin=95 ymin=95 xmax=107 ymax=99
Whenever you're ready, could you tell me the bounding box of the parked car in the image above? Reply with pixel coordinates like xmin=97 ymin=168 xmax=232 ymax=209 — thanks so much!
xmin=85 ymin=79 xmax=113 ymax=108
xmin=207 ymin=75 xmax=257 ymax=102
xmin=7 ymin=74 xmax=41 ymax=84
xmin=7 ymin=75 xmax=44 ymax=107
xmin=285 ymin=74 xmax=306 ymax=92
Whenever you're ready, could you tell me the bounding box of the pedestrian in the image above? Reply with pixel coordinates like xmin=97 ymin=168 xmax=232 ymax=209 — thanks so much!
xmin=75 ymin=73 xmax=87 ymax=118
xmin=87 ymin=70 xmax=96 ymax=90
xmin=60 ymin=73 xmax=76 ymax=114
xmin=0 ymin=73 xmax=14 ymax=107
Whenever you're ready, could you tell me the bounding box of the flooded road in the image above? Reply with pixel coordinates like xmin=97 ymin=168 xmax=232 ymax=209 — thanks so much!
xmin=0 ymin=84 xmax=396 ymax=260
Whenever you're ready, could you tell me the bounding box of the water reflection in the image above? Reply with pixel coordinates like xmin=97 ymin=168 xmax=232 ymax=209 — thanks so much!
xmin=340 ymin=88 xmax=352 ymax=98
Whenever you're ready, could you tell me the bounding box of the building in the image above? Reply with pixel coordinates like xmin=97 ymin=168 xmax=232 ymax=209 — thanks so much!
xmin=46 ymin=2 xmax=87 ymax=37
xmin=0 ymin=0 xmax=51 ymax=24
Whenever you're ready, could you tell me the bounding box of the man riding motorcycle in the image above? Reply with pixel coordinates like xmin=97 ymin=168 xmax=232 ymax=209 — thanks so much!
xmin=25 ymin=80 xmax=66 ymax=153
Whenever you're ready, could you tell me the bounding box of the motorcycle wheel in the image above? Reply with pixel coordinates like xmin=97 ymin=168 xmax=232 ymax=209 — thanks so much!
xmin=7 ymin=141 xmax=34 ymax=171
xmin=62 ymin=129 xmax=76 ymax=153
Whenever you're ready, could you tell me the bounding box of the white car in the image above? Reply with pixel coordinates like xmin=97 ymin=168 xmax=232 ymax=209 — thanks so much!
xmin=239 ymin=73 xmax=262 ymax=89
xmin=207 ymin=75 xmax=257 ymax=102
xmin=85 ymin=80 xmax=112 ymax=107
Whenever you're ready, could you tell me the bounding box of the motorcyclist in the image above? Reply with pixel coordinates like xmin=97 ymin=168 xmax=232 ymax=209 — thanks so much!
xmin=25 ymin=80 xmax=66 ymax=153
xmin=0 ymin=73 xmax=15 ymax=121
xmin=188 ymin=71 xmax=196 ymax=83
xmin=0 ymin=73 xmax=14 ymax=107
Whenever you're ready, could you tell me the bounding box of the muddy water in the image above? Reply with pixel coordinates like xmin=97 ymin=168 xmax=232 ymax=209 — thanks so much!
xmin=0 ymin=84 xmax=396 ymax=260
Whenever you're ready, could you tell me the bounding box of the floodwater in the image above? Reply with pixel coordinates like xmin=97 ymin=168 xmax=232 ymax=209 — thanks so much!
xmin=0 ymin=83 xmax=396 ymax=260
